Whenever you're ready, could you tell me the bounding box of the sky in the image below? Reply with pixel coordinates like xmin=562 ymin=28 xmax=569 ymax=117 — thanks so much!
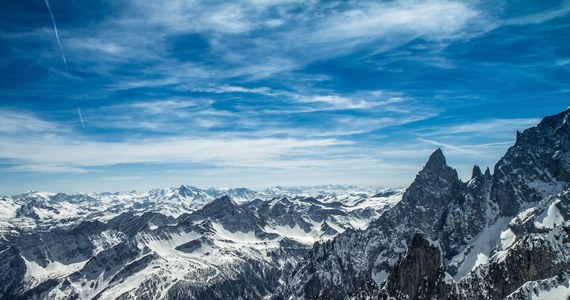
xmin=0 ymin=0 xmax=569 ymax=195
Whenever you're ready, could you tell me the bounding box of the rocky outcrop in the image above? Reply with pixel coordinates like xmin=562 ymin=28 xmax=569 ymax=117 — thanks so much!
xmin=381 ymin=233 xmax=445 ymax=300
xmin=0 ymin=246 xmax=26 ymax=300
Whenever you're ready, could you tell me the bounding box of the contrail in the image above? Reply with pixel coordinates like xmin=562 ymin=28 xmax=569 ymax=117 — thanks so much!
xmin=45 ymin=0 xmax=68 ymax=69
xmin=77 ymin=106 xmax=85 ymax=128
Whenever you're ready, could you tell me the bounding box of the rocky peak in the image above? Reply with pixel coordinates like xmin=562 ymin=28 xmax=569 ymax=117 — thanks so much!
xmin=178 ymin=185 xmax=200 ymax=197
xmin=513 ymin=107 xmax=569 ymax=148
xmin=418 ymin=148 xmax=458 ymax=184
xmin=538 ymin=106 xmax=570 ymax=131
xmin=401 ymin=149 xmax=459 ymax=209
xmin=472 ymin=165 xmax=483 ymax=179
xmin=493 ymin=108 xmax=570 ymax=215
xmin=189 ymin=196 xmax=265 ymax=233
xmin=201 ymin=196 xmax=238 ymax=213
xmin=425 ymin=148 xmax=446 ymax=169
xmin=377 ymin=149 xmax=461 ymax=236
xmin=484 ymin=167 xmax=492 ymax=178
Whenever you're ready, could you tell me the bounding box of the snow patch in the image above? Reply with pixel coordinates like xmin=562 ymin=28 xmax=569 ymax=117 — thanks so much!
xmin=265 ymin=222 xmax=320 ymax=245
xmin=531 ymin=278 xmax=570 ymax=300
xmin=534 ymin=200 xmax=564 ymax=229
xmin=372 ymin=270 xmax=388 ymax=286
xmin=500 ymin=228 xmax=516 ymax=250
xmin=452 ymin=217 xmax=510 ymax=280
xmin=22 ymin=255 xmax=87 ymax=284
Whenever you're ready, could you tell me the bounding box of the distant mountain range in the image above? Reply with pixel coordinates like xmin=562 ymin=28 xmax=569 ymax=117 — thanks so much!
xmin=1 ymin=108 xmax=570 ymax=299
xmin=0 ymin=185 xmax=401 ymax=299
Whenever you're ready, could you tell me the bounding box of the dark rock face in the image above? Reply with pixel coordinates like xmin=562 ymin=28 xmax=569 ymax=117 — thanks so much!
xmin=382 ymin=233 xmax=444 ymax=300
xmin=15 ymin=203 xmax=40 ymax=219
xmin=279 ymin=108 xmax=570 ymax=300
xmin=179 ymin=195 xmax=265 ymax=233
xmin=399 ymin=148 xmax=461 ymax=235
xmin=0 ymin=246 xmax=26 ymax=300
xmin=493 ymin=108 xmax=570 ymax=215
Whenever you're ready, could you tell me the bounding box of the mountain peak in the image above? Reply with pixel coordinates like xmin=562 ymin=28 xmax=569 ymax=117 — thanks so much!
xmin=539 ymin=107 xmax=570 ymax=129
xmin=426 ymin=148 xmax=446 ymax=169
xmin=397 ymin=149 xmax=459 ymax=215
xmin=472 ymin=165 xmax=483 ymax=179
xmin=208 ymin=195 xmax=237 ymax=208
xmin=419 ymin=149 xmax=457 ymax=183
xmin=484 ymin=167 xmax=492 ymax=178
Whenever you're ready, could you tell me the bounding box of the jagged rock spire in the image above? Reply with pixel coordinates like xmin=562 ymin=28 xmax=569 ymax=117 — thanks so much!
xmin=472 ymin=165 xmax=483 ymax=179
xmin=417 ymin=148 xmax=458 ymax=184
xmin=484 ymin=167 xmax=491 ymax=178
xmin=395 ymin=148 xmax=460 ymax=230
xmin=425 ymin=148 xmax=446 ymax=170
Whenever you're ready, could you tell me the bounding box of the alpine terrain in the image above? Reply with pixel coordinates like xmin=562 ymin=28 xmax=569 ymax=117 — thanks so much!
xmin=0 ymin=185 xmax=400 ymax=299
xmin=1 ymin=108 xmax=570 ymax=299
xmin=277 ymin=108 xmax=570 ymax=299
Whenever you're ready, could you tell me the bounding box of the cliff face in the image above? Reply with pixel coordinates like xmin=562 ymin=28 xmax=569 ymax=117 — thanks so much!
xmin=382 ymin=233 xmax=444 ymax=300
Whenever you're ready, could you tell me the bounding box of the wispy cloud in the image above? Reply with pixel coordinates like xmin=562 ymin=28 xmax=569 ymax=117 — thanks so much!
xmin=84 ymin=99 xmax=218 ymax=132
xmin=417 ymin=138 xmax=492 ymax=158
xmin=0 ymin=110 xmax=68 ymax=135
xmin=0 ymin=122 xmax=352 ymax=173
xmin=40 ymin=0 xmax=489 ymax=86
xmin=0 ymin=110 xmax=428 ymax=177
xmin=0 ymin=0 xmax=566 ymax=193
xmin=503 ymin=5 xmax=570 ymax=26
xmin=416 ymin=118 xmax=540 ymax=139
xmin=0 ymin=117 xmax=435 ymax=191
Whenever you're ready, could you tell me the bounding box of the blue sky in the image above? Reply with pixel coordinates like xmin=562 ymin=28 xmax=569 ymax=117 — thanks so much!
xmin=0 ymin=0 xmax=569 ymax=194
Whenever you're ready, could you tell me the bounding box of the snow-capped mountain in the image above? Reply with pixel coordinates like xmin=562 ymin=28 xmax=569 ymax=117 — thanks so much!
xmin=277 ymin=108 xmax=570 ymax=299
xmin=3 ymin=108 xmax=570 ymax=300
xmin=0 ymin=185 xmax=401 ymax=299
xmin=0 ymin=185 xmax=395 ymax=232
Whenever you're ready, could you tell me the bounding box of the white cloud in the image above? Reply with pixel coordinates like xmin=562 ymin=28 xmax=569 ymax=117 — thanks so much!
xmin=314 ymin=2 xmax=480 ymax=43
xmin=7 ymin=164 xmax=90 ymax=174
xmin=56 ymin=0 xmax=489 ymax=83
xmin=503 ymin=6 xmax=570 ymax=26
xmin=418 ymin=118 xmax=539 ymax=137
xmin=0 ymin=109 xmax=531 ymax=192
xmin=417 ymin=138 xmax=489 ymax=157
xmin=0 ymin=110 xmax=68 ymax=134
xmin=193 ymin=85 xmax=276 ymax=95
xmin=67 ymin=38 xmax=125 ymax=55
xmin=125 ymin=99 xmax=213 ymax=114
xmin=83 ymin=99 xmax=220 ymax=132
xmin=0 ymin=133 xmax=351 ymax=172
xmin=0 ymin=108 xmax=432 ymax=186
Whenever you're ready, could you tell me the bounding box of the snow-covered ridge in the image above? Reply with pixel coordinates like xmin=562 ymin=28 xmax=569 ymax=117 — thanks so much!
xmin=0 ymin=185 xmax=402 ymax=299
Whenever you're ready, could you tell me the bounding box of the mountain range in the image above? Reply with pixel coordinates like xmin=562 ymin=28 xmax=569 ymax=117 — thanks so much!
xmin=0 ymin=185 xmax=400 ymax=299
xmin=1 ymin=108 xmax=570 ymax=299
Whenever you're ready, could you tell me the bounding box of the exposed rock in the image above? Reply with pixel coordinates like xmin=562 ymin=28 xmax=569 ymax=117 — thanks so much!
xmin=381 ymin=233 xmax=445 ymax=300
